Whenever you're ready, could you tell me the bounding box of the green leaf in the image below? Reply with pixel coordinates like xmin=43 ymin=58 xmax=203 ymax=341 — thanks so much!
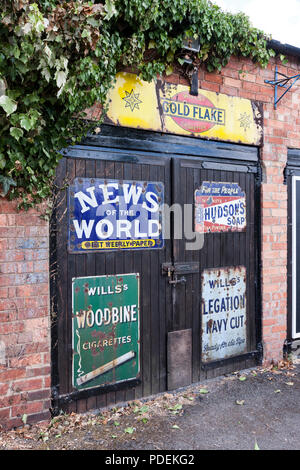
xmin=10 ymin=127 xmax=24 ymax=141
xmin=239 ymin=376 xmax=246 ymax=382
xmin=56 ymin=71 xmax=67 ymax=90
xmin=22 ymin=414 xmax=27 ymax=425
xmin=173 ymin=404 xmax=182 ymax=411
xmin=0 ymin=175 xmax=17 ymax=196
xmin=254 ymin=440 xmax=260 ymax=450
xmin=20 ymin=116 xmax=33 ymax=131
xmin=105 ymin=0 xmax=118 ymax=20
xmin=165 ymin=65 xmax=173 ymax=76
xmin=124 ymin=427 xmax=135 ymax=434
xmin=0 ymin=79 xmax=6 ymax=96
xmin=0 ymin=155 xmax=5 ymax=170
xmin=0 ymin=95 xmax=17 ymax=115
xmin=199 ymin=388 xmax=209 ymax=394
xmin=172 ymin=424 xmax=180 ymax=429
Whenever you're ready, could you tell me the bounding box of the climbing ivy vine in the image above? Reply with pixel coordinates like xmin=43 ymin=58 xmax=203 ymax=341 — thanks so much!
xmin=0 ymin=0 xmax=276 ymax=208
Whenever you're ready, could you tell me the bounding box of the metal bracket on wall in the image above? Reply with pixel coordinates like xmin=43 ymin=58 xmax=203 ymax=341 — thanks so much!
xmin=265 ymin=65 xmax=300 ymax=109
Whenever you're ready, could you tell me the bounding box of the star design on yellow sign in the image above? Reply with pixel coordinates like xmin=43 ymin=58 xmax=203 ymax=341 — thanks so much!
xmin=238 ymin=112 xmax=251 ymax=131
xmin=122 ymin=89 xmax=143 ymax=112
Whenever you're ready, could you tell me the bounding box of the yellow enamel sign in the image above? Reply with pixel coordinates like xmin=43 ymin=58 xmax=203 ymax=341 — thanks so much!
xmin=105 ymin=72 xmax=263 ymax=145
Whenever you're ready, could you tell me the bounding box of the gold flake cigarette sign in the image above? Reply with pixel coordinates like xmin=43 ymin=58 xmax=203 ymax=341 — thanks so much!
xmin=105 ymin=72 xmax=263 ymax=145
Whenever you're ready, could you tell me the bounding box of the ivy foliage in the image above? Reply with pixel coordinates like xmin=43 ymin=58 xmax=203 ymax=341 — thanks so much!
xmin=0 ymin=0 xmax=275 ymax=208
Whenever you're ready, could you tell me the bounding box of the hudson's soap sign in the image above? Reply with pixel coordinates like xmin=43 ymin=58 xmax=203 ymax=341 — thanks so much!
xmin=68 ymin=178 xmax=164 ymax=253
xmin=106 ymin=72 xmax=263 ymax=145
xmin=195 ymin=182 xmax=246 ymax=233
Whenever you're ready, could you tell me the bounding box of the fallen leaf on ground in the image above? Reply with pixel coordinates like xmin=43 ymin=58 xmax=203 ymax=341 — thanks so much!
xmin=124 ymin=427 xmax=135 ymax=434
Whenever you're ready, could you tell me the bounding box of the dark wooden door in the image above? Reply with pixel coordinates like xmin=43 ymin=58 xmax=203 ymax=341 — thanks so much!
xmin=52 ymin=149 xmax=174 ymax=413
xmin=51 ymin=128 xmax=261 ymax=413
xmin=171 ymin=158 xmax=260 ymax=383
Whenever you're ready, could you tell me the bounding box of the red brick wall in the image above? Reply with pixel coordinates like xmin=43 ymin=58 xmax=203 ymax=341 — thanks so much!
xmin=0 ymin=199 xmax=50 ymax=429
xmin=1 ymin=53 xmax=299 ymax=429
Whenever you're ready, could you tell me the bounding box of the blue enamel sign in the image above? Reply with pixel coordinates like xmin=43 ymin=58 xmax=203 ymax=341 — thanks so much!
xmin=68 ymin=178 xmax=164 ymax=252
xmin=195 ymin=182 xmax=246 ymax=233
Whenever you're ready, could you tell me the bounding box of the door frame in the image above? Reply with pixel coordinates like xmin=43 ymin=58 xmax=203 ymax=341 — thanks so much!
xmin=51 ymin=124 xmax=262 ymax=412
xmin=292 ymin=175 xmax=300 ymax=339
xmin=287 ymin=148 xmax=300 ymax=344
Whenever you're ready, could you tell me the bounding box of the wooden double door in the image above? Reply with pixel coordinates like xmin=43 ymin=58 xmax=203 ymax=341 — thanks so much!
xmin=51 ymin=126 xmax=261 ymax=413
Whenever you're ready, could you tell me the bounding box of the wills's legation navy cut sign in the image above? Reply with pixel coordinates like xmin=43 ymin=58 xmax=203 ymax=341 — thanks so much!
xmin=68 ymin=178 xmax=164 ymax=252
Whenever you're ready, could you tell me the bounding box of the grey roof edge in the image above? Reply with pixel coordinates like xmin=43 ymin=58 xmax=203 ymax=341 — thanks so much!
xmin=267 ymin=39 xmax=300 ymax=59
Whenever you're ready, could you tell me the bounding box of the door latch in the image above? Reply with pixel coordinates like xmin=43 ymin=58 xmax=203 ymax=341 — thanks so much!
xmin=162 ymin=264 xmax=187 ymax=286
xmin=168 ymin=274 xmax=187 ymax=286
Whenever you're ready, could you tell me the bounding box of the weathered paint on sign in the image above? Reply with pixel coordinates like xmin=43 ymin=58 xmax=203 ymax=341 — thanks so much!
xmin=105 ymin=72 xmax=263 ymax=145
xmin=72 ymin=274 xmax=140 ymax=390
xmin=68 ymin=178 xmax=164 ymax=253
xmin=201 ymin=266 xmax=247 ymax=362
xmin=195 ymin=182 xmax=246 ymax=233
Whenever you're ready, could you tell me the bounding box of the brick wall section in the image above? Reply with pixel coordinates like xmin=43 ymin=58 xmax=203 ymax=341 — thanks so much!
xmin=1 ymin=53 xmax=300 ymax=429
xmin=0 ymin=199 xmax=50 ymax=429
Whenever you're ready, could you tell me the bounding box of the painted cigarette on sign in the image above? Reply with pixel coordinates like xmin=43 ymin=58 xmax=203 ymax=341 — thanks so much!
xmin=77 ymin=351 xmax=135 ymax=386
xmin=201 ymin=266 xmax=247 ymax=362
xmin=195 ymin=182 xmax=246 ymax=233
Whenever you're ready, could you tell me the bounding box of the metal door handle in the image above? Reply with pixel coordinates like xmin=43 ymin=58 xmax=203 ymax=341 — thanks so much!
xmin=169 ymin=275 xmax=186 ymax=286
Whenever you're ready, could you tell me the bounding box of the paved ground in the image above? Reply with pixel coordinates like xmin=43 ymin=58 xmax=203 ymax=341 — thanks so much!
xmin=0 ymin=361 xmax=299 ymax=450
